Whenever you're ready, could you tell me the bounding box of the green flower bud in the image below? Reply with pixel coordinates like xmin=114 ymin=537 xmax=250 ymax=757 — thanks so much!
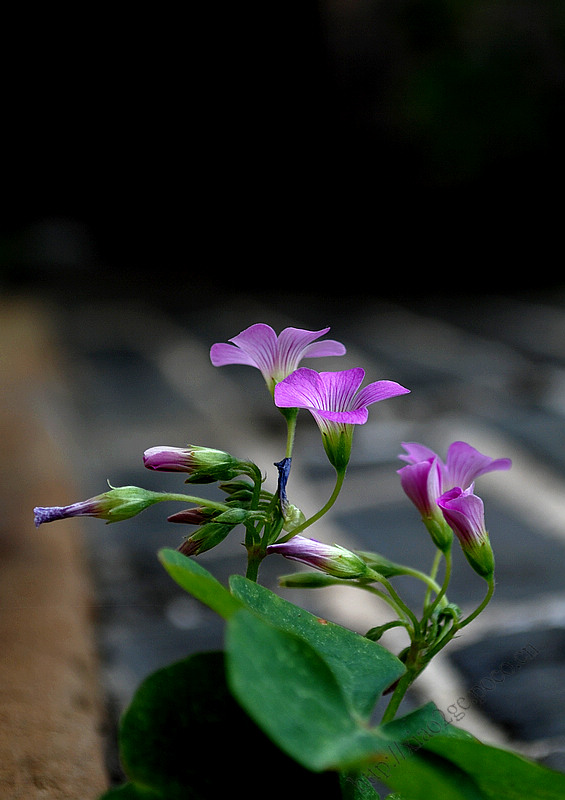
xmin=34 ymin=485 xmax=167 ymax=526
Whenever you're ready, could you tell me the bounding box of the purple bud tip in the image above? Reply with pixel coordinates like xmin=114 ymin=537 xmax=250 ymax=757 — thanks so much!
xmin=143 ymin=446 xmax=188 ymax=471
xmin=33 ymin=506 xmax=68 ymax=527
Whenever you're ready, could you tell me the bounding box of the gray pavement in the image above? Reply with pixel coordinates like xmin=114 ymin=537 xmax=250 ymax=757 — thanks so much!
xmin=32 ymin=287 xmax=565 ymax=784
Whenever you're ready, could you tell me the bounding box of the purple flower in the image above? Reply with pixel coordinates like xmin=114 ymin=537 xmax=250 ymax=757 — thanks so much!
xmin=397 ymin=456 xmax=453 ymax=551
xmin=397 ymin=457 xmax=443 ymax=519
xmin=275 ymin=367 xmax=410 ymax=470
xmin=397 ymin=441 xmax=511 ymax=550
xmin=399 ymin=441 xmax=511 ymax=494
xmin=438 ymin=486 xmax=495 ymax=577
xmin=210 ymin=323 xmax=346 ymax=392
xmin=267 ymin=535 xmax=369 ymax=579
xmin=143 ymin=445 xmax=254 ymax=484
xmin=34 ymin=486 xmax=165 ymax=527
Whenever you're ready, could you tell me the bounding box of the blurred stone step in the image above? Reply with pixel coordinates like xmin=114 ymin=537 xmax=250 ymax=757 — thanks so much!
xmin=0 ymin=298 xmax=108 ymax=798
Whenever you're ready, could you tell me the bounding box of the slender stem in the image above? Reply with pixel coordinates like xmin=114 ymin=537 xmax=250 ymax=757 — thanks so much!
xmin=375 ymin=573 xmax=421 ymax=636
xmin=276 ymin=468 xmax=346 ymax=541
xmin=421 ymin=547 xmax=452 ymax=626
xmin=458 ymin=575 xmax=495 ymax=630
xmin=283 ymin=408 xmax=299 ymax=458
xmin=381 ymin=646 xmax=421 ymax=724
xmin=160 ymin=493 xmax=231 ymax=513
xmin=425 ymin=575 xmax=495 ymax=660
xmin=381 ymin=672 xmax=412 ymax=724
xmin=380 ymin=574 xmax=494 ymax=725
xmin=423 ymin=549 xmax=443 ymax=607
xmin=355 ymin=583 xmax=413 ymax=623
xmin=399 ymin=565 xmax=444 ymax=598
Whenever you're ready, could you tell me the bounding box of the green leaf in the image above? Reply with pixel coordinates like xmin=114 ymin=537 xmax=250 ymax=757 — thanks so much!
xmin=380 ymin=702 xmax=475 ymax=745
xmin=423 ymin=737 xmax=565 ymax=799
xmin=226 ymin=607 xmax=393 ymax=772
xmin=229 ymin=574 xmax=405 ymax=719
xmin=340 ymin=771 xmax=382 ymax=799
xmin=359 ymin=706 xmax=565 ymax=800
xmin=109 ymin=651 xmax=343 ymax=800
xmin=364 ymin=705 xmax=485 ymax=800
xmin=379 ymin=752 xmax=486 ymax=800
xmin=158 ymin=547 xmax=243 ymax=619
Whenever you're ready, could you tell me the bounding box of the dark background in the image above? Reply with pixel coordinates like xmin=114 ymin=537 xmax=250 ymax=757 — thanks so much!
xmin=1 ymin=0 xmax=564 ymax=301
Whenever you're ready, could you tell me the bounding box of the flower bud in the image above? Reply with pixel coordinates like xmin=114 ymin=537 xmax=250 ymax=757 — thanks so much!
xmin=34 ymin=485 xmax=166 ymax=527
xmin=178 ymin=522 xmax=234 ymax=556
xmin=169 ymin=505 xmax=259 ymax=528
xmin=167 ymin=507 xmax=216 ymax=525
xmin=143 ymin=445 xmax=257 ymax=484
xmin=218 ymin=480 xmax=255 ymax=499
xmin=267 ymin=535 xmax=370 ymax=579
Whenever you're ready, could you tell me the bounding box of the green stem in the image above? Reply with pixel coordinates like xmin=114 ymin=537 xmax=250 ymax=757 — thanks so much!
xmin=245 ymin=549 xmax=264 ymax=582
xmin=380 ymin=574 xmax=495 ymax=725
xmin=276 ymin=468 xmax=346 ymax=541
xmin=425 ymin=575 xmax=495 ymax=661
xmin=458 ymin=574 xmax=495 ymax=630
xmin=355 ymin=583 xmax=413 ymax=624
xmin=381 ymin=651 xmax=421 ymax=724
xmin=159 ymin=493 xmax=231 ymax=513
xmin=399 ymin=565 xmax=445 ymax=599
xmin=372 ymin=572 xmax=421 ymax=636
xmin=283 ymin=408 xmax=299 ymax=458
xmin=423 ymin=549 xmax=443 ymax=608
xmin=421 ymin=547 xmax=452 ymax=626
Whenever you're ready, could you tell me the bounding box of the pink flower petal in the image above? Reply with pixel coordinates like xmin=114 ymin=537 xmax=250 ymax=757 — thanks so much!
xmin=354 ymin=380 xmax=410 ymax=410
xmin=210 ymin=324 xmax=346 ymax=385
xmin=446 ymin=441 xmax=512 ymax=489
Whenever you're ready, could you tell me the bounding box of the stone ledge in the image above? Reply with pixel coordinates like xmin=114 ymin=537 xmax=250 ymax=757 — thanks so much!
xmin=0 ymin=298 xmax=108 ymax=799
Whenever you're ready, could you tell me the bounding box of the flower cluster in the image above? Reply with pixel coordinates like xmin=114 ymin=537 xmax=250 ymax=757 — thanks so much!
xmin=34 ymin=321 xmax=511 ymax=611
xmin=397 ymin=441 xmax=511 ymax=577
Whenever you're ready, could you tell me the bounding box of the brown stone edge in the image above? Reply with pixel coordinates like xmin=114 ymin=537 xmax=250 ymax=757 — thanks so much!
xmin=0 ymin=297 xmax=109 ymax=799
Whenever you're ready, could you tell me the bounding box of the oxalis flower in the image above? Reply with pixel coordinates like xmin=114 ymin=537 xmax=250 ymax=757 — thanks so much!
xmin=397 ymin=441 xmax=511 ymax=552
xmin=210 ymin=323 xmax=346 ymax=393
xmin=275 ymin=367 xmax=410 ymax=471
xmin=399 ymin=441 xmax=511 ymax=492
xmin=438 ymin=485 xmax=495 ymax=578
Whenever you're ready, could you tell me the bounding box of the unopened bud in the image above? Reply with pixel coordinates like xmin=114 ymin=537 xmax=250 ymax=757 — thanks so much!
xmin=143 ymin=445 xmax=256 ymax=484
xmin=34 ymin=485 xmax=166 ymax=527
xmin=267 ymin=535 xmax=369 ymax=579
